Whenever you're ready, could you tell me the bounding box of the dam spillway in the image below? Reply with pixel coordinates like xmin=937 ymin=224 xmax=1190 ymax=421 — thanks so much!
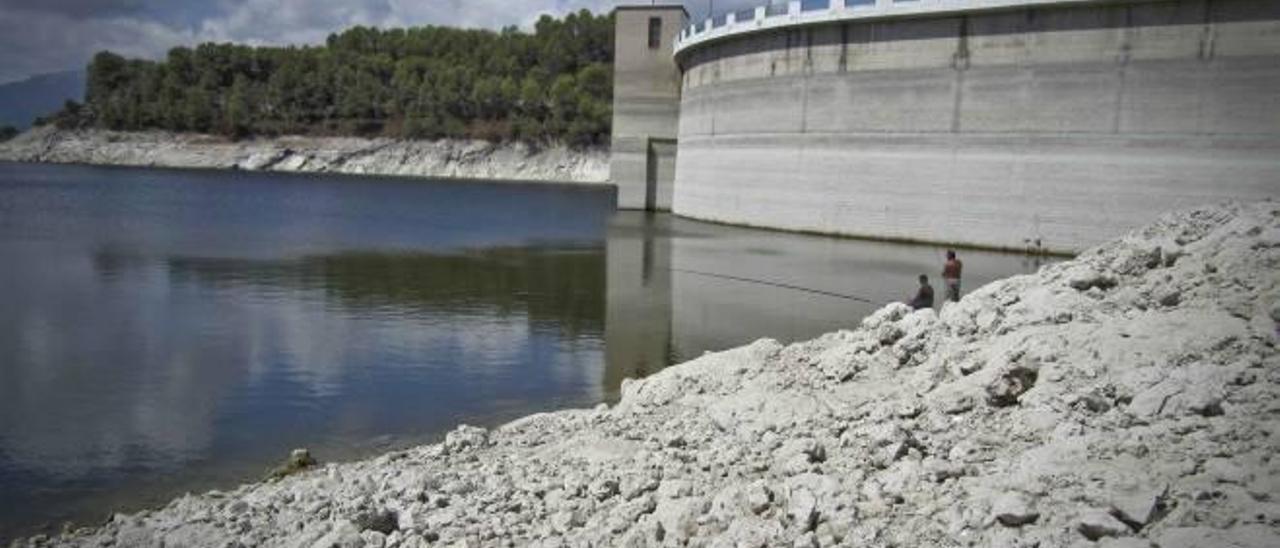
xmin=612 ymin=0 xmax=1280 ymax=254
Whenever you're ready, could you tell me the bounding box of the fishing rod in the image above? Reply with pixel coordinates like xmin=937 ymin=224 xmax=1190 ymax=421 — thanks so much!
xmin=670 ymin=268 xmax=880 ymax=305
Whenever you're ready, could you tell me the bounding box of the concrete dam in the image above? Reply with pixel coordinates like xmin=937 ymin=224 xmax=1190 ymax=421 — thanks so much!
xmin=610 ymin=0 xmax=1280 ymax=254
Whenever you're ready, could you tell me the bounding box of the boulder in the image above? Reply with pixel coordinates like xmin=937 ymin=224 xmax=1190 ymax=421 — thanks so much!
xmin=991 ymin=492 xmax=1040 ymax=528
xmin=746 ymin=482 xmax=773 ymax=515
xmin=786 ymin=488 xmax=818 ymax=533
xmin=1066 ymin=268 xmax=1119 ymax=291
xmin=1078 ymin=510 xmax=1130 ymax=541
xmin=354 ymin=509 xmax=399 ymax=535
xmin=442 ymin=425 xmax=489 ymax=455
xmin=1109 ymin=486 xmax=1168 ymax=530
xmin=986 ymin=365 xmax=1039 ymax=407
xmin=653 ymin=498 xmax=705 ymax=544
xmin=311 ymin=520 xmax=363 ymax=548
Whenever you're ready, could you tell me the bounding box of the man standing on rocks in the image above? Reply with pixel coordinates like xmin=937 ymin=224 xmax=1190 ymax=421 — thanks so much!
xmin=943 ymin=250 xmax=963 ymax=303
xmin=909 ymin=275 xmax=934 ymax=310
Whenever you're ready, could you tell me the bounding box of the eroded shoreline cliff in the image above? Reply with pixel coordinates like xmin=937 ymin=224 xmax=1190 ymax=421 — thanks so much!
xmin=0 ymin=127 xmax=610 ymax=184
xmin=11 ymin=201 xmax=1280 ymax=548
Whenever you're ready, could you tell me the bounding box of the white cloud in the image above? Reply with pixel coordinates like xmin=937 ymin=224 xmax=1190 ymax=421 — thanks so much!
xmin=0 ymin=8 xmax=197 ymax=83
xmin=197 ymin=0 xmax=392 ymax=46
xmin=197 ymin=0 xmax=638 ymax=44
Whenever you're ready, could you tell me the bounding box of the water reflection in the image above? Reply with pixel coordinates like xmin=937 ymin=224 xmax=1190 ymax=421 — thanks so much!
xmin=0 ymin=163 xmax=616 ymax=540
xmin=1 ymin=245 xmax=612 ymax=540
xmin=603 ymin=212 xmax=1051 ymax=395
xmin=164 ymin=248 xmax=606 ymax=337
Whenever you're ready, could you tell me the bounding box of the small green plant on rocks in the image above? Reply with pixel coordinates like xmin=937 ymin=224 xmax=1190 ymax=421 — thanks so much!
xmin=264 ymin=448 xmax=318 ymax=481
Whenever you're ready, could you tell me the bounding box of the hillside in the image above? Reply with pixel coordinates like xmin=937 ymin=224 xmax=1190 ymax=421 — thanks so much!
xmin=0 ymin=71 xmax=85 ymax=130
xmin=44 ymin=11 xmax=614 ymax=147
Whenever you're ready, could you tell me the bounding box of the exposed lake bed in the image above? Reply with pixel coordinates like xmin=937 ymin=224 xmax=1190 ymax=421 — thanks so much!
xmin=0 ymin=128 xmax=609 ymax=184
xmin=0 ymin=163 xmax=1044 ymax=541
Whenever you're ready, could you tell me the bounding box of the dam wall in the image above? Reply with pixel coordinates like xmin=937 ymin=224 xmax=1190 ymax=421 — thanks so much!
xmin=671 ymin=0 xmax=1280 ymax=253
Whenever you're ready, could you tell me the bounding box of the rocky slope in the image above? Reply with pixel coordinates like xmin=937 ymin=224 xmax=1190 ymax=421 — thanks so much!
xmin=13 ymin=201 xmax=1280 ymax=548
xmin=0 ymin=127 xmax=609 ymax=184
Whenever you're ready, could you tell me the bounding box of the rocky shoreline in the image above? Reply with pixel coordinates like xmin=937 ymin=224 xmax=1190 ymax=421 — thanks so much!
xmin=0 ymin=127 xmax=610 ymax=184
xmin=11 ymin=201 xmax=1280 ymax=548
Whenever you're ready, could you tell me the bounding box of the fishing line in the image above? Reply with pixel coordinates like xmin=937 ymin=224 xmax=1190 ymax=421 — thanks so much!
xmin=670 ymin=268 xmax=880 ymax=305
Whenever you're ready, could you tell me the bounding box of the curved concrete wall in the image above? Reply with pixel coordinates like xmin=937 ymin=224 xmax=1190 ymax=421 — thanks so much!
xmin=672 ymin=0 xmax=1280 ymax=253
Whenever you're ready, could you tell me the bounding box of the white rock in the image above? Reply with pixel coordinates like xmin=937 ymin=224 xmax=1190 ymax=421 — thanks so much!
xmin=657 ymin=480 xmax=693 ymax=500
xmin=985 ymin=365 xmax=1039 ymax=407
xmin=1151 ymin=525 xmax=1279 ymax=548
xmin=550 ymin=510 xmax=582 ymax=534
xmin=653 ymin=498 xmax=705 ymax=544
xmin=786 ymin=488 xmax=818 ymax=533
xmin=1109 ymin=485 xmax=1167 ymax=530
xmin=746 ymin=482 xmax=773 ymax=515
xmin=311 ymin=521 xmax=363 ymax=548
xmin=1067 ymin=268 xmax=1118 ymax=291
xmin=991 ymin=492 xmax=1040 ymax=528
xmin=361 ymin=530 xmax=387 ymax=548
xmin=1204 ymin=458 xmax=1251 ymax=485
xmin=792 ymin=531 xmax=818 ymax=548
xmin=1098 ymin=538 xmax=1154 ymax=548
xmin=442 ymin=425 xmax=488 ymax=454
xmin=1077 ymin=510 xmax=1130 ymax=541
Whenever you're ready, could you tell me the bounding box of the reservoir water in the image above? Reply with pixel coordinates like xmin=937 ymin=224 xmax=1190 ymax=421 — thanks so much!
xmin=0 ymin=163 xmax=1049 ymax=540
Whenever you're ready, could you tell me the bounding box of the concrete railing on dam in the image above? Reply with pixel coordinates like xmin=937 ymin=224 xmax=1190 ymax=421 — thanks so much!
xmin=676 ymin=0 xmax=1111 ymax=54
xmin=670 ymin=0 xmax=1280 ymax=253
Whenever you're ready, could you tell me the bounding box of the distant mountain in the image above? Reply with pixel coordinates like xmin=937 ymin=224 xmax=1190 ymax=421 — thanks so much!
xmin=0 ymin=70 xmax=86 ymax=129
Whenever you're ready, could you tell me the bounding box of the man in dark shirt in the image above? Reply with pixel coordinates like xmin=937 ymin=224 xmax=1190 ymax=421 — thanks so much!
xmin=909 ymin=274 xmax=934 ymax=310
xmin=943 ymin=250 xmax=963 ymax=303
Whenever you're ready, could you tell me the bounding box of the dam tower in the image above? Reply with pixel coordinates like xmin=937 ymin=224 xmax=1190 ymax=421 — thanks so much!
xmin=610 ymin=4 xmax=688 ymax=211
xmin=610 ymin=0 xmax=1280 ymax=253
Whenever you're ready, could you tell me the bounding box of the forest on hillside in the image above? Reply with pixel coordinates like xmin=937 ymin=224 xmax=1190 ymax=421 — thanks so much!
xmin=42 ymin=10 xmax=615 ymax=147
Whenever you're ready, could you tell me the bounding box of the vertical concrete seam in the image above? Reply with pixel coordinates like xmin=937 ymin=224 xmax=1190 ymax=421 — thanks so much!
xmin=1195 ymin=0 xmax=1214 ymax=134
xmin=951 ymin=15 xmax=971 ymax=134
xmin=800 ymin=27 xmax=811 ymax=134
xmin=799 ymin=78 xmax=810 ymax=170
xmin=710 ymin=93 xmax=716 ymax=138
xmin=839 ymin=24 xmax=849 ymax=73
xmin=953 ymin=15 xmax=972 ymax=70
xmin=1114 ymin=5 xmax=1134 ymax=135
xmin=805 ymin=28 xmax=814 ymax=76
xmin=801 ymin=73 xmax=810 ymax=135
xmin=1199 ymin=0 xmax=1216 ymax=61
xmin=778 ymin=29 xmax=788 ymax=74
xmin=801 ymin=29 xmax=812 ymax=146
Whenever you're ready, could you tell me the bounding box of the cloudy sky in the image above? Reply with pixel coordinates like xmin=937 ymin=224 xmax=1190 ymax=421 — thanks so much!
xmin=0 ymin=0 xmax=762 ymax=84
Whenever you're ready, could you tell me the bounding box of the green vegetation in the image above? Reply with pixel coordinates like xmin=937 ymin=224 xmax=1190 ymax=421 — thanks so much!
xmin=264 ymin=449 xmax=318 ymax=482
xmin=50 ymin=11 xmax=615 ymax=146
xmin=0 ymin=125 xmax=17 ymax=142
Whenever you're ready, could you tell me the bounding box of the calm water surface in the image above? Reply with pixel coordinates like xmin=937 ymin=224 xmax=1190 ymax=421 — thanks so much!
xmin=0 ymin=163 xmax=1048 ymax=540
